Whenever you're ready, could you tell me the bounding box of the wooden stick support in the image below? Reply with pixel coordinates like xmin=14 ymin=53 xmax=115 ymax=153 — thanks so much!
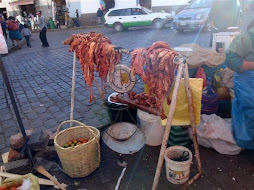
xmin=70 ymin=51 xmax=77 ymax=126
xmin=183 ymin=63 xmax=202 ymax=174
xmin=94 ymin=77 xmax=105 ymax=102
xmin=181 ymin=172 xmax=203 ymax=190
xmin=0 ymin=166 xmax=4 ymax=185
xmin=152 ymin=60 xmax=203 ymax=190
xmin=152 ymin=63 xmax=184 ymax=190
xmin=36 ymin=166 xmax=66 ymax=190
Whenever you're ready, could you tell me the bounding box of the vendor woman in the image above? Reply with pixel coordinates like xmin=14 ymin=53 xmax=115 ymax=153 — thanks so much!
xmin=225 ymin=20 xmax=254 ymax=153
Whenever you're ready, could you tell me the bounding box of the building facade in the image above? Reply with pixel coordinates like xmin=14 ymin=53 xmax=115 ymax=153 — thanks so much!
xmin=0 ymin=0 xmax=189 ymax=25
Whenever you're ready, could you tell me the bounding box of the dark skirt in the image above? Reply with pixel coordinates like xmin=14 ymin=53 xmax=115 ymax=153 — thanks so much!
xmin=9 ymin=30 xmax=22 ymax=40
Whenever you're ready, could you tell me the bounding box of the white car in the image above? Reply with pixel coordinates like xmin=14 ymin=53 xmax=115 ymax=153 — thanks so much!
xmin=104 ymin=6 xmax=173 ymax=32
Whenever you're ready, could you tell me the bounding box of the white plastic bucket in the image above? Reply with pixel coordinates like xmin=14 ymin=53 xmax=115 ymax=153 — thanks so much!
xmin=164 ymin=146 xmax=193 ymax=184
xmin=137 ymin=109 xmax=165 ymax=146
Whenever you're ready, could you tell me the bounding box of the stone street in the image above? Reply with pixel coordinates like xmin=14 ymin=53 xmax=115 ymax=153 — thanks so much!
xmin=0 ymin=26 xmax=253 ymax=190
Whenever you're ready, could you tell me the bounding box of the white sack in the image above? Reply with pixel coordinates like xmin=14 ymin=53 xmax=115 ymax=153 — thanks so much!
xmin=175 ymin=43 xmax=225 ymax=68
xmin=0 ymin=23 xmax=8 ymax=54
xmin=189 ymin=114 xmax=242 ymax=155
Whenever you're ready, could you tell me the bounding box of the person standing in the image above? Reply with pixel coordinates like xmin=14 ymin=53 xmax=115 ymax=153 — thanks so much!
xmin=65 ymin=10 xmax=70 ymax=28
xmin=7 ymin=16 xmax=22 ymax=48
xmin=0 ymin=16 xmax=7 ymax=39
xmin=74 ymin=9 xmax=81 ymax=27
xmin=37 ymin=11 xmax=49 ymax=47
xmin=29 ymin=13 xmax=35 ymax=31
xmin=225 ymin=19 xmax=254 ymax=158
xmin=96 ymin=8 xmax=103 ymax=25
xmin=55 ymin=11 xmax=61 ymax=29
xmin=21 ymin=24 xmax=31 ymax=47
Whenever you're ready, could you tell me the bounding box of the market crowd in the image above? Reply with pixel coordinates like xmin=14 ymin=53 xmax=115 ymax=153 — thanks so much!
xmin=0 ymin=8 xmax=86 ymax=49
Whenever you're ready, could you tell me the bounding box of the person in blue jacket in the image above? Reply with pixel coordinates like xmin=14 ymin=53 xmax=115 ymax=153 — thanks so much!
xmin=225 ymin=19 xmax=254 ymax=159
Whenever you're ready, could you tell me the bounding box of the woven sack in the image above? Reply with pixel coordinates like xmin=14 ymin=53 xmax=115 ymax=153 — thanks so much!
xmin=54 ymin=120 xmax=100 ymax=178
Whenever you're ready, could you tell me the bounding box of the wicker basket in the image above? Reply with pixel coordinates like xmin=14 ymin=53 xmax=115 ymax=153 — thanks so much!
xmin=54 ymin=120 xmax=100 ymax=178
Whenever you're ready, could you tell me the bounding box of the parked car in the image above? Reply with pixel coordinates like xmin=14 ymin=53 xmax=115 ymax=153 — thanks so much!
xmin=104 ymin=6 xmax=173 ymax=32
xmin=173 ymin=0 xmax=214 ymax=32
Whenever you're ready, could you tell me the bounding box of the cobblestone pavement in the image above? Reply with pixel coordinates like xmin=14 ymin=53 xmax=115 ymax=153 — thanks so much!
xmin=1 ymin=27 xmax=253 ymax=189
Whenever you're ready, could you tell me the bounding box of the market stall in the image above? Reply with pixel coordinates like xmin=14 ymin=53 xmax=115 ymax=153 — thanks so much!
xmin=60 ymin=32 xmax=204 ymax=189
xmin=0 ymin=30 xmax=243 ymax=190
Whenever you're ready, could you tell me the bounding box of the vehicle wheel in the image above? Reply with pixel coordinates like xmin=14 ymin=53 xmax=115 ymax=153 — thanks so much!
xmin=113 ymin=23 xmax=123 ymax=32
xmin=175 ymin=28 xmax=184 ymax=33
xmin=153 ymin=19 xmax=163 ymax=29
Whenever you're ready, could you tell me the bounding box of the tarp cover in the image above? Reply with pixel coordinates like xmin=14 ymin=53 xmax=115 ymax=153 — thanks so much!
xmin=232 ymin=70 xmax=254 ymax=149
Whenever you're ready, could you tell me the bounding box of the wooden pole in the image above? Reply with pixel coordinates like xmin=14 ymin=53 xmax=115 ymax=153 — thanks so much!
xmin=183 ymin=63 xmax=202 ymax=173
xmin=70 ymin=51 xmax=77 ymax=126
xmin=181 ymin=172 xmax=203 ymax=190
xmin=152 ymin=63 xmax=184 ymax=190
xmin=36 ymin=166 xmax=66 ymax=190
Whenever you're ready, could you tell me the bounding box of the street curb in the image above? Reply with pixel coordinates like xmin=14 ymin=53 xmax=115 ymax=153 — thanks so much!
xmin=31 ymin=25 xmax=105 ymax=33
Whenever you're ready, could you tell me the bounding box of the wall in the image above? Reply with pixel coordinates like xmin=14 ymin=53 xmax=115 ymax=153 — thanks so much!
xmin=152 ymin=0 xmax=189 ymax=7
xmin=152 ymin=5 xmax=187 ymax=14
xmin=65 ymin=0 xmax=81 ymax=18
xmin=81 ymin=0 xmax=99 ymax=14
xmin=151 ymin=0 xmax=188 ymax=14
xmin=115 ymin=0 xmax=136 ymax=8
xmin=35 ymin=0 xmax=53 ymax=20
xmin=0 ymin=0 xmax=19 ymax=17
xmin=79 ymin=0 xmax=99 ymax=26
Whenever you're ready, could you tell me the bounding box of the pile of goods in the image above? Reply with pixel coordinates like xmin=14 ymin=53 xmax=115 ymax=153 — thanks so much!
xmin=130 ymin=41 xmax=177 ymax=118
xmin=0 ymin=178 xmax=34 ymax=190
xmin=63 ymin=32 xmax=122 ymax=102
xmin=63 ymin=138 xmax=90 ymax=148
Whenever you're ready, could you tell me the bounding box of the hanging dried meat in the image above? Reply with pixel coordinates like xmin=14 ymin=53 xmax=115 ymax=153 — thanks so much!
xmin=130 ymin=41 xmax=177 ymax=118
xmin=63 ymin=32 xmax=122 ymax=102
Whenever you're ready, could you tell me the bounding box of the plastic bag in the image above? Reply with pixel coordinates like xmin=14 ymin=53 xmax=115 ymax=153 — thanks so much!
xmin=220 ymin=67 xmax=234 ymax=89
xmin=17 ymin=179 xmax=31 ymax=190
xmin=0 ymin=24 xmax=8 ymax=54
xmin=145 ymin=78 xmax=203 ymax=126
xmin=195 ymin=67 xmax=206 ymax=87
xmin=1 ymin=173 xmax=39 ymax=190
xmin=201 ymin=86 xmax=218 ymax=114
xmin=188 ymin=114 xmax=242 ymax=155
xmin=232 ymin=70 xmax=254 ymax=149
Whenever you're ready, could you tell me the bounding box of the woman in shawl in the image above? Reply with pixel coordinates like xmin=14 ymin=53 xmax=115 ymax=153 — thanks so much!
xmin=7 ymin=16 xmax=22 ymax=48
xmin=225 ymin=20 xmax=254 ymax=156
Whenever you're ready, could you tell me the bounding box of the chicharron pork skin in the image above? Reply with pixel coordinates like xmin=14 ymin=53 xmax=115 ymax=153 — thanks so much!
xmin=130 ymin=41 xmax=177 ymax=119
xmin=63 ymin=32 xmax=122 ymax=102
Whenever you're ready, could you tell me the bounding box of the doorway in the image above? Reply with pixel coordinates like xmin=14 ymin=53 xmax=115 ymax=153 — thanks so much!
xmin=139 ymin=0 xmax=151 ymax=9
xmin=0 ymin=8 xmax=7 ymax=19
xmin=20 ymin=4 xmax=36 ymax=17
xmin=103 ymin=0 xmax=115 ymax=11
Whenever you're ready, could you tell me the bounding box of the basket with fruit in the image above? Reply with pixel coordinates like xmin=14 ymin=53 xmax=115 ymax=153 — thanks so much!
xmin=54 ymin=120 xmax=100 ymax=178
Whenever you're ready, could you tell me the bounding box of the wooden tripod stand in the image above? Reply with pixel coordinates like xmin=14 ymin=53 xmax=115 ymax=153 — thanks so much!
xmin=152 ymin=59 xmax=203 ymax=190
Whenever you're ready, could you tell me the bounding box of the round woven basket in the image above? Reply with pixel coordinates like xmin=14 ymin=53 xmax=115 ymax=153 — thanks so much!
xmin=54 ymin=120 xmax=100 ymax=178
